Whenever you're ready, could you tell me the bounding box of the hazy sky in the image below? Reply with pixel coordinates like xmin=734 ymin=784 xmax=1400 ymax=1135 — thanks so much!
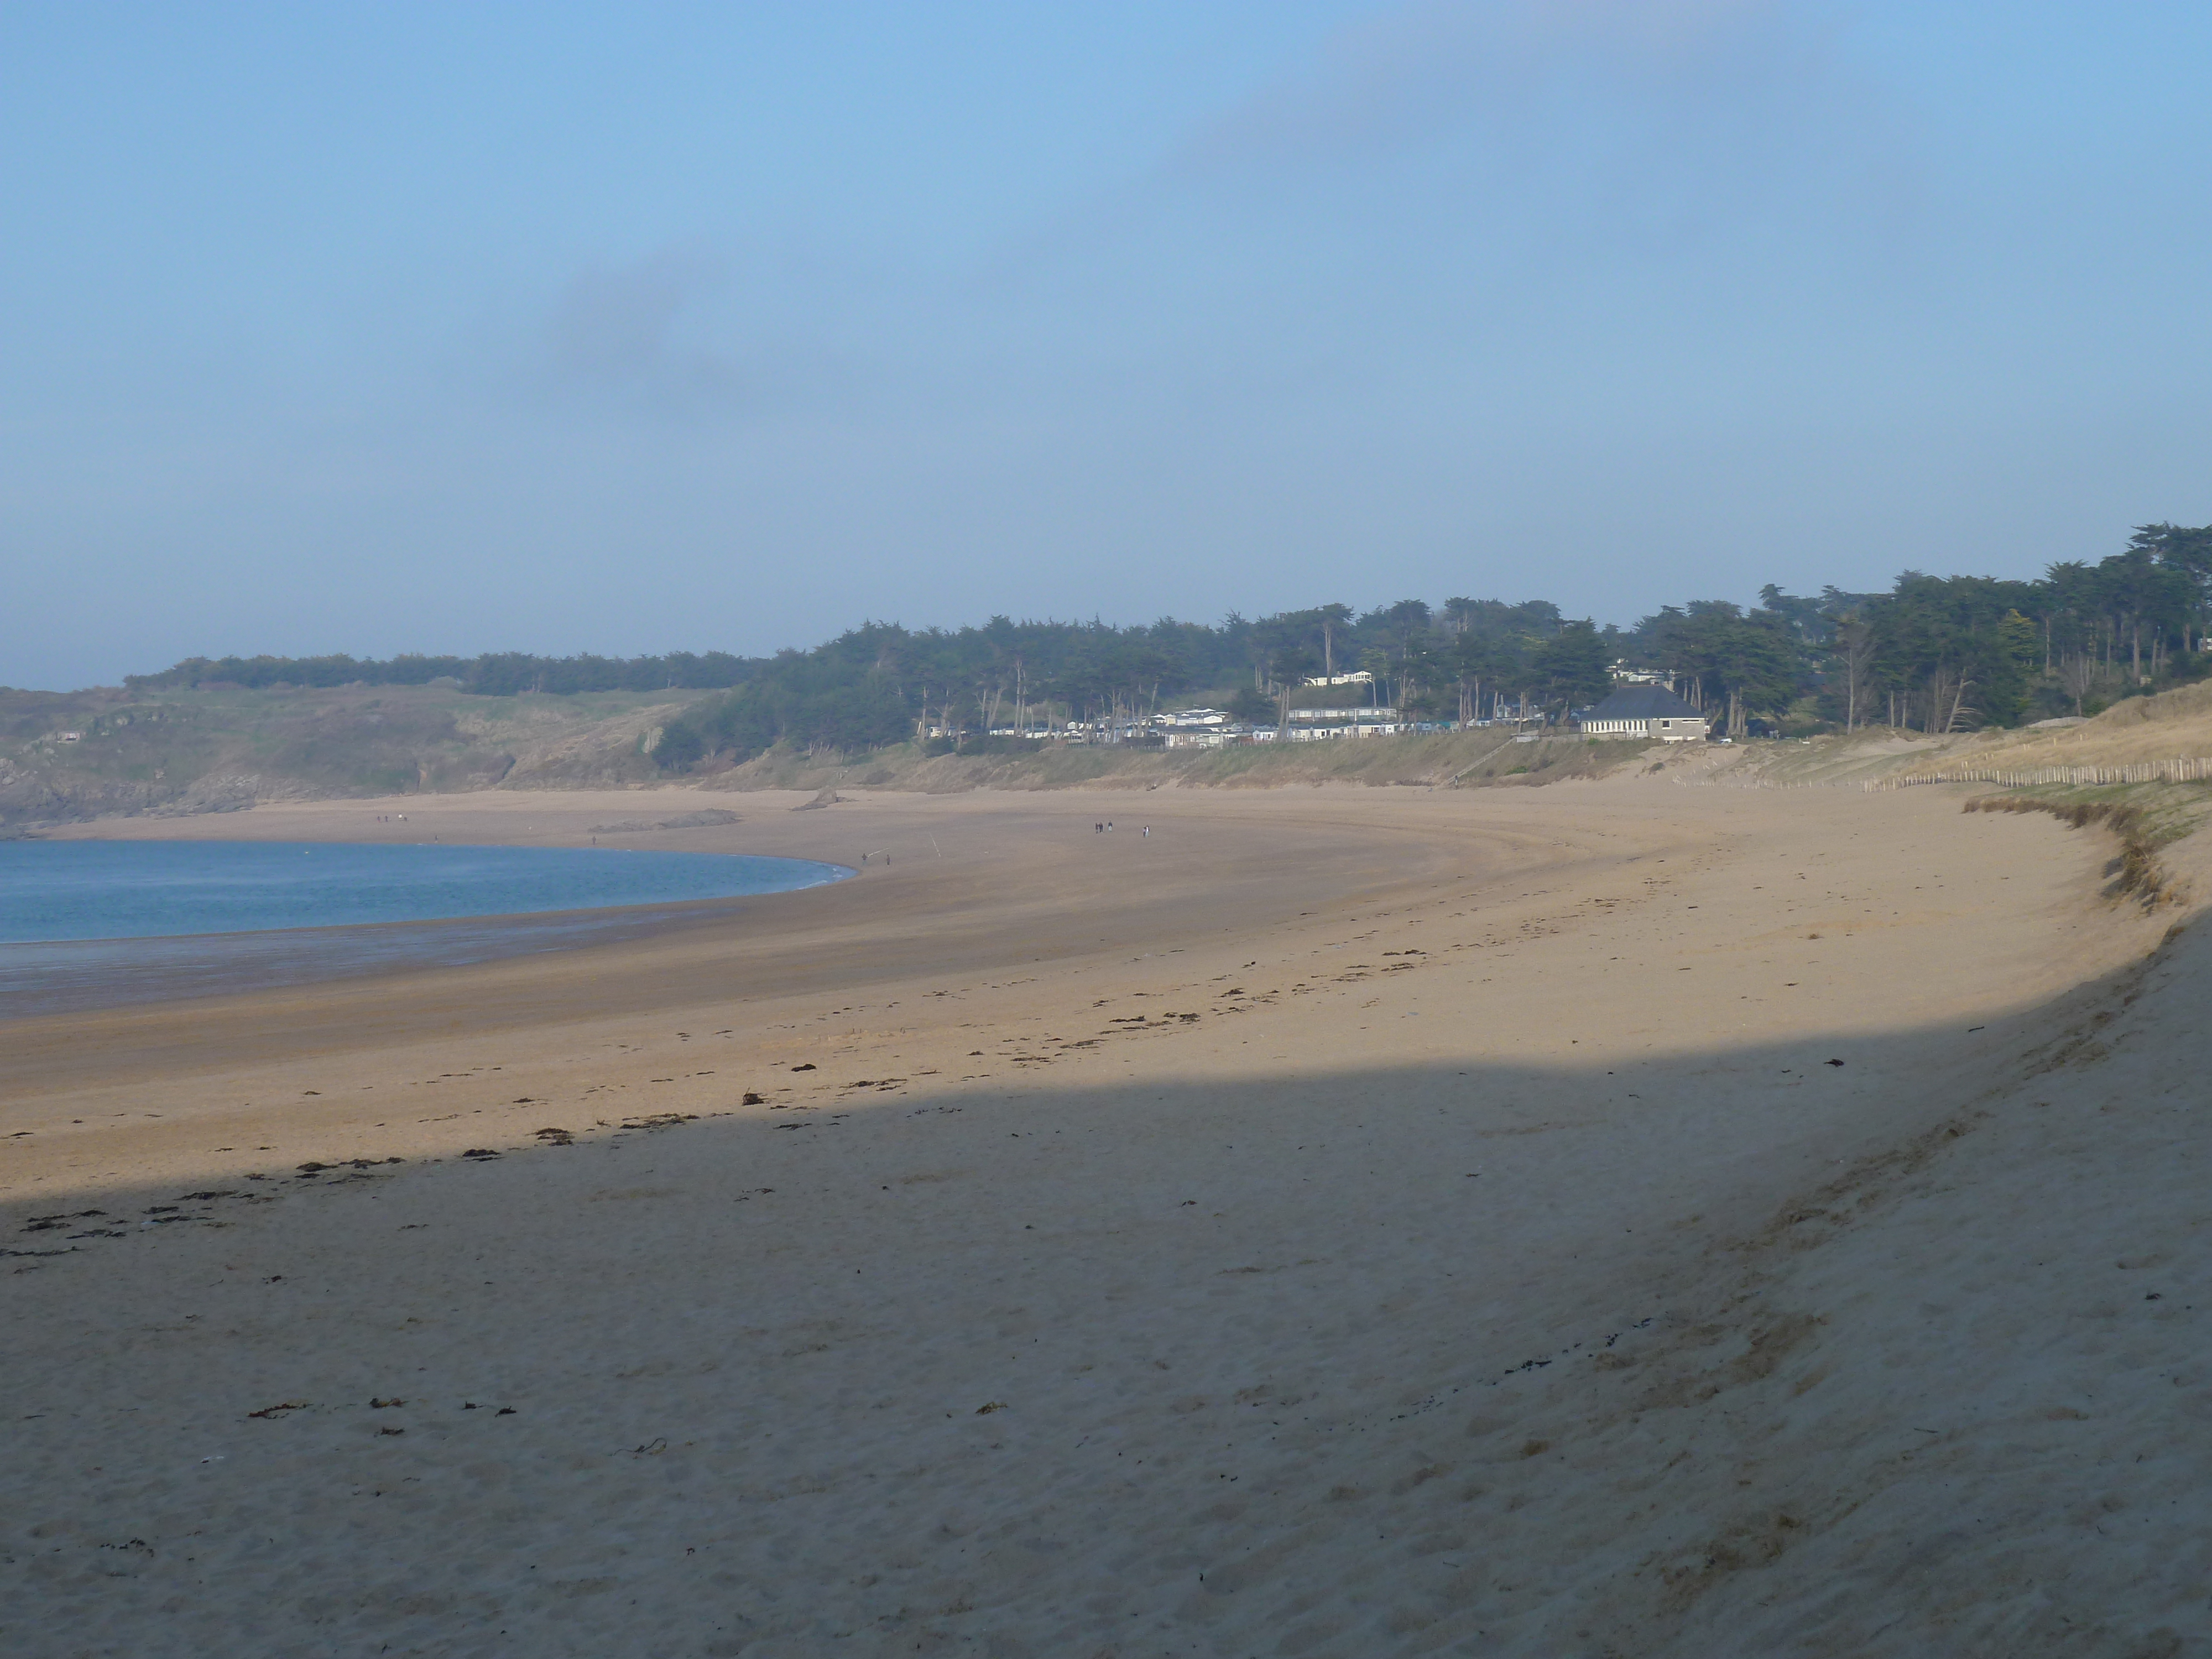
xmin=7 ymin=3 xmax=2211 ymax=690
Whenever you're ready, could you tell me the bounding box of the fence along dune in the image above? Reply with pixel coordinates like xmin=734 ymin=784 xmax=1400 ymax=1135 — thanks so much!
xmin=1867 ymin=755 xmax=2212 ymax=790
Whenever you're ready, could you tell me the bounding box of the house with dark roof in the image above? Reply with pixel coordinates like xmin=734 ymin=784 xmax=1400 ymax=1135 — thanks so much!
xmin=1575 ymin=685 xmax=1709 ymax=743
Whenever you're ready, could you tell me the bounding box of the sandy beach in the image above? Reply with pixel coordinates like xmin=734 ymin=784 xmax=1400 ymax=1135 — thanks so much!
xmin=4 ymin=779 xmax=2205 ymax=1656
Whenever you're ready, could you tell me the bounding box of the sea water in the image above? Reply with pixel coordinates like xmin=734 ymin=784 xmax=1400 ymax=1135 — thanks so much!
xmin=0 ymin=839 xmax=844 ymax=943
xmin=0 ymin=840 xmax=849 ymax=1016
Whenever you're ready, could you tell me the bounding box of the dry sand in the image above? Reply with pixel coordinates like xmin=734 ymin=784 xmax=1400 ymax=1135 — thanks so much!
xmin=3 ymin=779 xmax=2206 ymax=1656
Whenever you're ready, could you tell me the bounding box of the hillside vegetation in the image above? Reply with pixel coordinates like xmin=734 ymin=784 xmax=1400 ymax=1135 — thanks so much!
xmin=108 ymin=520 xmax=2212 ymax=780
xmin=1667 ymin=678 xmax=2212 ymax=794
xmin=0 ymin=676 xmax=1661 ymax=830
xmin=28 ymin=665 xmax=2212 ymax=834
xmin=28 ymin=519 xmax=2212 ymax=827
xmin=0 ymin=685 xmax=695 ymax=828
xmin=1902 ymin=679 xmax=2212 ymax=774
xmin=701 ymin=729 xmax=1648 ymax=797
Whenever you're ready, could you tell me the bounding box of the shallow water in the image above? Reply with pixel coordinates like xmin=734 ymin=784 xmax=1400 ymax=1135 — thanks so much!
xmin=0 ymin=840 xmax=848 ymax=1016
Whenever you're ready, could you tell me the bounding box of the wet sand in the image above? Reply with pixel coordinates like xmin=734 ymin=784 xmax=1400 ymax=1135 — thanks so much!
xmin=4 ymin=780 xmax=2204 ymax=1655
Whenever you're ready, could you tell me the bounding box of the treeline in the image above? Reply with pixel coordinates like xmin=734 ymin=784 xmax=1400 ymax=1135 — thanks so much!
xmin=126 ymin=650 xmax=752 ymax=696
xmin=658 ymin=523 xmax=2212 ymax=764
xmin=120 ymin=521 xmax=2212 ymax=769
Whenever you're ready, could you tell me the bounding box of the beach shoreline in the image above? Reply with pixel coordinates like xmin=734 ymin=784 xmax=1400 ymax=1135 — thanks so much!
xmin=0 ymin=832 xmax=853 ymax=1020
xmin=5 ymin=779 xmax=2200 ymax=1655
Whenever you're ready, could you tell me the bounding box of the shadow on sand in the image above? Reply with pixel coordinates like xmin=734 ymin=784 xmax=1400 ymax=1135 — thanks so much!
xmin=3 ymin=928 xmax=2203 ymax=1658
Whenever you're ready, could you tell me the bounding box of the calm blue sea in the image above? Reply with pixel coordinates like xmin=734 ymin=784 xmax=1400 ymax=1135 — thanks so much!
xmin=0 ymin=840 xmax=849 ymax=1016
xmin=0 ymin=839 xmax=845 ymax=943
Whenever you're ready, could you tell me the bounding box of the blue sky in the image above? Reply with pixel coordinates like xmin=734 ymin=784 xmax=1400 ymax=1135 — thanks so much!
xmin=6 ymin=2 xmax=2210 ymax=689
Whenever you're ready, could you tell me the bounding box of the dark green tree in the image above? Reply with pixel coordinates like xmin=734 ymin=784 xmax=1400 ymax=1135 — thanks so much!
xmin=1532 ymin=621 xmax=1612 ymax=718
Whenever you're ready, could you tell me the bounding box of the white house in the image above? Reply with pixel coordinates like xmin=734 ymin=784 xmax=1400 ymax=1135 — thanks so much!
xmin=1576 ymin=686 xmax=1709 ymax=742
xmin=1290 ymin=706 xmax=1397 ymax=724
